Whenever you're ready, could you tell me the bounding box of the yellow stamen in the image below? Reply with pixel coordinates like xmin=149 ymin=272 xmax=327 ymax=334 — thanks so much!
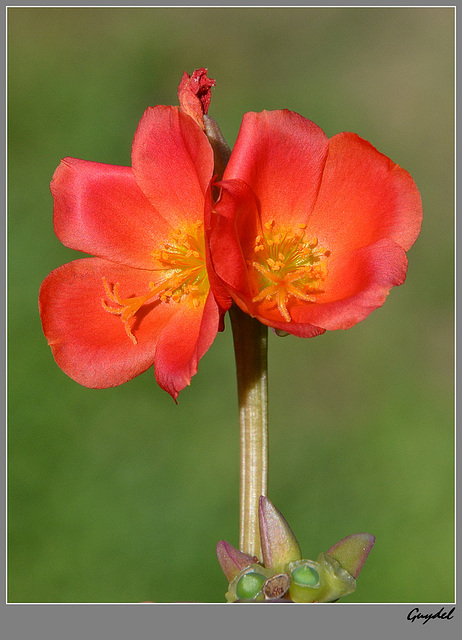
xmin=101 ymin=220 xmax=208 ymax=344
xmin=250 ymin=221 xmax=330 ymax=322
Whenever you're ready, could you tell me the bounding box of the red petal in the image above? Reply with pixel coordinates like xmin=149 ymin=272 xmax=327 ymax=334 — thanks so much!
xmin=216 ymin=238 xmax=408 ymax=338
xmin=251 ymin=314 xmax=325 ymax=339
xmin=286 ymin=238 xmax=409 ymax=331
xmin=39 ymin=258 xmax=218 ymax=396
xmin=307 ymin=132 xmax=423 ymax=255
xmin=203 ymin=183 xmax=233 ymax=317
xmin=223 ymin=110 xmax=329 ymax=227
xmin=209 ymin=179 xmax=259 ymax=297
xmin=153 ymin=291 xmax=221 ymax=400
xmin=52 ymin=158 xmax=171 ymax=269
xmin=132 ymin=106 xmax=214 ymax=227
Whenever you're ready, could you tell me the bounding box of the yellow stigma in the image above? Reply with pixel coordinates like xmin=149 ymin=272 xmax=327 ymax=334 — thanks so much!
xmin=101 ymin=220 xmax=208 ymax=344
xmin=250 ymin=219 xmax=330 ymax=322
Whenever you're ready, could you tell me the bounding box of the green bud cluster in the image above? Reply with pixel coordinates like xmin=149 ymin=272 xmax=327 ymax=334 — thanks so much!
xmin=225 ymin=554 xmax=356 ymax=603
xmin=218 ymin=497 xmax=374 ymax=603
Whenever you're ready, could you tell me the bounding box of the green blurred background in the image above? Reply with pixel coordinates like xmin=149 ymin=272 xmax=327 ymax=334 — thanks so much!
xmin=8 ymin=7 xmax=454 ymax=603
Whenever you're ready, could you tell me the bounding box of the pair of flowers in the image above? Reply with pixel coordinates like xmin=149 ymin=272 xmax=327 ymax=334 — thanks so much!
xmin=39 ymin=73 xmax=422 ymax=399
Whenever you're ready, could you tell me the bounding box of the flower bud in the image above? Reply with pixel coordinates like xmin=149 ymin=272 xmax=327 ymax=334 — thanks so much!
xmin=259 ymin=496 xmax=302 ymax=572
xmin=326 ymin=533 xmax=375 ymax=579
xmin=216 ymin=540 xmax=256 ymax=582
xmin=177 ymin=68 xmax=215 ymax=130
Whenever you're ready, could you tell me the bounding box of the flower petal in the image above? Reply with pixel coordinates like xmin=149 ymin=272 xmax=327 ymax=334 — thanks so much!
xmin=209 ymin=179 xmax=260 ymax=297
xmin=132 ymin=105 xmax=214 ymax=227
xmin=153 ymin=290 xmax=221 ymax=399
xmin=251 ymin=239 xmax=407 ymax=335
xmin=307 ymin=132 xmax=423 ymax=255
xmin=39 ymin=258 xmax=217 ymax=395
xmin=52 ymin=158 xmax=171 ymax=269
xmin=203 ymin=184 xmax=233 ymax=318
xmin=223 ymin=110 xmax=329 ymax=227
xmin=286 ymin=238 xmax=409 ymax=331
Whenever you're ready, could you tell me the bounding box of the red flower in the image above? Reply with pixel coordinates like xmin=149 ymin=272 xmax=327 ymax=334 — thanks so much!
xmin=39 ymin=105 xmax=225 ymax=399
xmin=210 ymin=110 xmax=422 ymax=337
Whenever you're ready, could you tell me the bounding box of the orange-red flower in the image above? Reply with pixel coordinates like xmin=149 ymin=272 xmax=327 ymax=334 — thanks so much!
xmin=39 ymin=105 xmax=226 ymax=399
xmin=210 ymin=110 xmax=422 ymax=337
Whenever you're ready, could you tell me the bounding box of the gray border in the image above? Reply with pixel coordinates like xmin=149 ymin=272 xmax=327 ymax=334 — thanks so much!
xmin=0 ymin=603 xmax=459 ymax=639
xmin=4 ymin=1 xmax=457 ymax=639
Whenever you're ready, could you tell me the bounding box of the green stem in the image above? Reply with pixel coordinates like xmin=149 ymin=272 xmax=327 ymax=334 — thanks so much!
xmin=230 ymin=305 xmax=269 ymax=561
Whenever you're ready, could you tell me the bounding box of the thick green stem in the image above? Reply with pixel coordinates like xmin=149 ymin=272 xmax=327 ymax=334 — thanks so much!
xmin=230 ymin=305 xmax=269 ymax=561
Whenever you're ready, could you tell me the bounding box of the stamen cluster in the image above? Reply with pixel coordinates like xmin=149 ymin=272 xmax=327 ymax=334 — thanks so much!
xmin=101 ymin=221 xmax=208 ymax=344
xmin=151 ymin=220 xmax=208 ymax=305
xmin=250 ymin=219 xmax=330 ymax=322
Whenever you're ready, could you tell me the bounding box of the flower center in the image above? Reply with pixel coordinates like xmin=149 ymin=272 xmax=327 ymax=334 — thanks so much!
xmin=250 ymin=219 xmax=330 ymax=322
xmin=101 ymin=220 xmax=208 ymax=344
